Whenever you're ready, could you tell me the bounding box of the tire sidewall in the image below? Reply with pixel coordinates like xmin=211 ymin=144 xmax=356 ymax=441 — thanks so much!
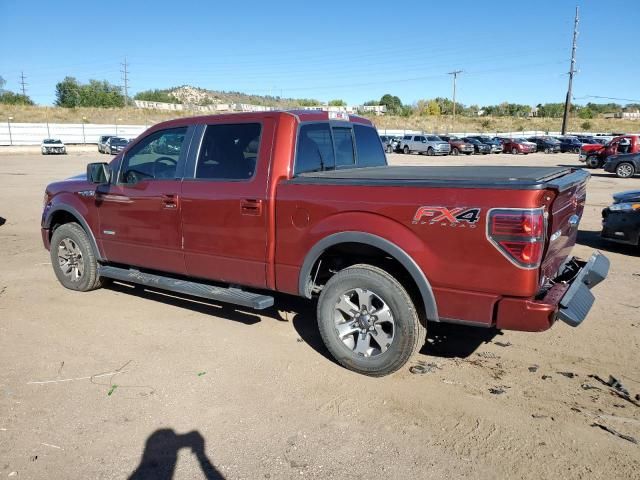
xmin=317 ymin=267 xmax=421 ymax=376
xmin=50 ymin=224 xmax=98 ymax=291
xmin=616 ymin=162 xmax=635 ymax=178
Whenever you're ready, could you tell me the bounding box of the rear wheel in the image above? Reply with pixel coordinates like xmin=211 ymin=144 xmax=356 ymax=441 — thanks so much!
xmin=615 ymin=162 xmax=635 ymax=178
xmin=403 ymin=145 xmax=410 ymax=154
xmin=50 ymin=223 xmax=103 ymax=292
xmin=452 ymin=147 xmax=459 ymax=156
xmin=511 ymin=147 xmax=518 ymax=155
xmin=544 ymin=147 xmax=550 ymax=154
xmin=317 ymin=264 xmax=425 ymax=377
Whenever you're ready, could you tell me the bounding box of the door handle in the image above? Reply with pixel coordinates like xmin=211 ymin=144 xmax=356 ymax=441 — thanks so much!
xmin=240 ymin=199 xmax=263 ymax=216
xmin=162 ymin=194 xmax=178 ymax=209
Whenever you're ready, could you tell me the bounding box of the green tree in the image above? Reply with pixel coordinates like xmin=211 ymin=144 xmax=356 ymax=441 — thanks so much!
xmin=297 ymin=98 xmax=320 ymax=106
xmin=55 ymin=77 xmax=125 ymax=108
xmin=328 ymin=99 xmax=346 ymax=106
xmin=578 ymin=107 xmax=593 ymax=119
xmin=536 ymin=103 xmax=565 ymax=118
xmin=379 ymin=94 xmax=403 ymax=115
xmin=134 ymin=89 xmax=181 ymax=104
xmin=0 ymin=91 xmax=35 ymax=105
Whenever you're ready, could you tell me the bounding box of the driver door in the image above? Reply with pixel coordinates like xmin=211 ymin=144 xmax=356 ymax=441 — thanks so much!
xmin=96 ymin=126 xmax=191 ymax=275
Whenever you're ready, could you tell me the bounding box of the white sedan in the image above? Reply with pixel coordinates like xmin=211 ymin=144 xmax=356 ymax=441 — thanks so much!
xmin=41 ymin=138 xmax=67 ymax=155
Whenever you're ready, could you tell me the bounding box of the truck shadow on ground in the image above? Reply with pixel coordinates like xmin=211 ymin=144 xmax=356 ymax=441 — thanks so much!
xmin=104 ymin=282 xmax=500 ymax=364
xmin=577 ymin=229 xmax=639 ymax=256
xmin=0 ymin=217 xmax=5 ymax=227
xmin=128 ymin=429 xmax=224 ymax=480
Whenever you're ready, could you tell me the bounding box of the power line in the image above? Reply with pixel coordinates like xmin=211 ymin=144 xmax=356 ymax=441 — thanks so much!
xmin=575 ymin=95 xmax=640 ymax=104
xmin=19 ymin=71 xmax=27 ymax=96
xmin=120 ymin=57 xmax=129 ymax=106
xmin=561 ymin=6 xmax=579 ymax=135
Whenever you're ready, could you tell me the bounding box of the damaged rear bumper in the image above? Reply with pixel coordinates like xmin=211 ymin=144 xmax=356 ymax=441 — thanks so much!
xmin=496 ymin=252 xmax=609 ymax=331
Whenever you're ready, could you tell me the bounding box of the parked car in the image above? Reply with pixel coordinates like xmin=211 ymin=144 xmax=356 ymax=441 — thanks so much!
xmin=41 ymin=110 xmax=608 ymax=376
xmin=462 ymin=137 xmax=491 ymax=155
xmin=575 ymin=135 xmax=599 ymax=145
xmin=105 ymin=137 xmax=129 ymax=155
xmin=527 ymin=136 xmax=561 ymax=154
xmin=98 ymin=135 xmax=114 ymax=153
xmin=41 ymin=138 xmax=66 ymax=155
xmin=603 ymin=152 xmax=640 ymax=178
xmin=400 ymin=134 xmax=451 ymax=155
xmin=498 ymin=137 xmax=534 ymax=155
xmin=601 ymin=190 xmax=640 ymax=246
xmin=556 ymin=136 xmax=583 ymax=153
xmin=468 ymin=136 xmax=503 ymax=153
xmin=579 ymin=135 xmax=640 ymax=168
xmin=439 ymin=135 xmax=474 ymax=155
xmin=379 ymin=135 xmax=400 ymax=154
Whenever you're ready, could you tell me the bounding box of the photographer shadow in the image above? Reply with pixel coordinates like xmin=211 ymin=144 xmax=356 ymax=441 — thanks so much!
xmin=129 ymin=429 xmax=224 ymax=480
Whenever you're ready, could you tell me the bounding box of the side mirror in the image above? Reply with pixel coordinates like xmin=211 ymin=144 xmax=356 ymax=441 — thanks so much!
xmin=87 ymin=162 xmax=111 ymax=184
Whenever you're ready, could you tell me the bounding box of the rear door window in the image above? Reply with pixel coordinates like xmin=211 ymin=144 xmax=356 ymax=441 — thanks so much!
xmin=195 ymin=123 xmax=261 ymax=180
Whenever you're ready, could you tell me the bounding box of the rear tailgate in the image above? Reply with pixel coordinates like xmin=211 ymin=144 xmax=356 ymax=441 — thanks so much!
xmin=540 ymin=170 xmax=589 ymax=282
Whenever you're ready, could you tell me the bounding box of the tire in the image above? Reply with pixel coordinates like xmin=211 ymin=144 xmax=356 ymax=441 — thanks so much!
xmin=386 ymin=145 xmax=393 ymax=153
xmin=452 ymin=147 xmax=459 ymax=156
xmin=50 ymin=223 xmax=104 ymax=292
xmin=317 ymin=264 xmax=425 ymax=377
xmin=511 ymin=147 xmax=518 ymax=155
xmin=427 ymin=147 xmax=434 ymax=156
xmin=544 ymin=147 xmax=550 ymax=154
xmin=586 ymin=156 xmax=602 ymax=169
xmin=403 ymin=145 xmax=410 ymax=154
xmin=615 ymin=162 xmax=635 ymax=178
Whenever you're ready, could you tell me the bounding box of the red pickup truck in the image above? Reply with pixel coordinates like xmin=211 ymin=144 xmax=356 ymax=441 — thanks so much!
xmin=579 ymin=134 xmax=640 ymax=168
xmin=41 ymin=111 xmax=609 ymax=376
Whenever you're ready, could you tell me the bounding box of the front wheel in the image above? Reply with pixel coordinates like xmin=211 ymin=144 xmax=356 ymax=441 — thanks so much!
xmin=403 ymin=146 xmax=410 ymax=154
xmin=317 ymin=264 xmax=425 ymax=377
xmin=452 ymin=147 xmax=459 ymax=156
xmin=511 ymin=147 xmax=518 ymax=155
xmin=427 ymin=147 xmax=434 ymax=156
xmin=386 ymin=145 xmax=393 ymax=153
xmin=616 ymin=162 xmax=635 ymax=178
xmin=586 ymin=156 xmax=602 ymax=169
xmin=50 ymin=223 xmax=104 ymax=292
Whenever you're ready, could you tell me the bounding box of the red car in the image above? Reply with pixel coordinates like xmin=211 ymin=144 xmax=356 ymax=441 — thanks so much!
xmin=579 ymin=135 xmax=640 ymax=168
xmin=498 ymin=137 xmax=535 ymax=155
xmin=41 ymin=111 xmax=608 ymax=376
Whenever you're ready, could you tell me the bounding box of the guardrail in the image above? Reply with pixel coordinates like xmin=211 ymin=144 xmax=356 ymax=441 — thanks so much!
xmin=0 ymin=122 xmax=148 ymax=146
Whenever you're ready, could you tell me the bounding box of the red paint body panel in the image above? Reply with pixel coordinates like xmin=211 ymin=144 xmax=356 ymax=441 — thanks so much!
xmin=580 ymin=135 xmax=640 ymax=160
xmin=41 ymin=110 xmax=591 ymax=333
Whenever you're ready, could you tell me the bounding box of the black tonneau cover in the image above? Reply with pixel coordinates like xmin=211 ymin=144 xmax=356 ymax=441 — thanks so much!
xmin=289 ymin=166 xmax=588 ymax=191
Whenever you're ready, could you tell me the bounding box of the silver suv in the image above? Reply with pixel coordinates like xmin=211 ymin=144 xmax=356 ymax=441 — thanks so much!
xmin=400 ymin=134 xmax=451 ymax=156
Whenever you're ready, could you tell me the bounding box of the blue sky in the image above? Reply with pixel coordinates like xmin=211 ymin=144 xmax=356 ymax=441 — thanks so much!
xmin=1 ymin=0 xmax=638 ymax=107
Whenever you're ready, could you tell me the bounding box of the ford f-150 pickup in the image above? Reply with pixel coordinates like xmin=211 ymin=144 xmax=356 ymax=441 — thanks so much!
xmin=41 ymin=110 xmax=609 ymax=376
xmin=579 ymin=134 xmax=640 ymax=168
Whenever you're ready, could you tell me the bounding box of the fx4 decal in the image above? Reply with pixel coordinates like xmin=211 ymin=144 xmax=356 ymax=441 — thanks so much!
xmin=412 ymin=206 xmax=482 ymax=228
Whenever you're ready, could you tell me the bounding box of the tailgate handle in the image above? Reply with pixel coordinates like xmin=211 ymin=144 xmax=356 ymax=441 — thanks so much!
xmin=241 ymin=199 xmax=263 ymax=216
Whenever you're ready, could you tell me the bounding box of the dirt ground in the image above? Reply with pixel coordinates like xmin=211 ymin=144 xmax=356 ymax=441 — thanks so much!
xmin=0 ymin=147 xmax=638 ymax=480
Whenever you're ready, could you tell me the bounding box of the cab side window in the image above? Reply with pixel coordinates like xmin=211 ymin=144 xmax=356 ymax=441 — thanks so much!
xmin=120 ymin=127 xmax=187 ymax=184
xmin=295 ymin=123 xmax=336 ymax=174
xmin=195 ymin=123 xmax=261 ymax=180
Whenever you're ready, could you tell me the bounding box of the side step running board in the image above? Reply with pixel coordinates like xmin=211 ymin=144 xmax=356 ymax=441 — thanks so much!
xmin=98 ymin=265 xmax=274 ymax=310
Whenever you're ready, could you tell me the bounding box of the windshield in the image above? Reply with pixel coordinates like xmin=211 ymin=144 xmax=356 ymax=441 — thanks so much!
xmin=111 ymin=137 xmax=128 ymax=145
xmin=44 ymin=139 xmax=62 ymax=144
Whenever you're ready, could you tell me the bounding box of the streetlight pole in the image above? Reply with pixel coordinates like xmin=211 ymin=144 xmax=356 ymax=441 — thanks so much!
xmin=7 ymin=117 xmax=13 ymax=146
xmin=448 ymin=70 xmax=463 ymax=132
xmin=561 ymin=6 xmax=579 ymax=135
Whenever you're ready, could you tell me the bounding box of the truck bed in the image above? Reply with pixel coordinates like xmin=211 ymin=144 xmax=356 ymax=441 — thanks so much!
xmin=290 ymin=166 xmax=585 ymax=191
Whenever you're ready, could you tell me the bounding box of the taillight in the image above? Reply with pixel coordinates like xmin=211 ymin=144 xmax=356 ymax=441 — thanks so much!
xmin=487 ymin=208 xmax=546 ymax=268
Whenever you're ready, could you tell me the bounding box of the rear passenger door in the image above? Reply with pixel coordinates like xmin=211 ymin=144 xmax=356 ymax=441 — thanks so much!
xmin=180 ymin=119 xmax=275 ymax=288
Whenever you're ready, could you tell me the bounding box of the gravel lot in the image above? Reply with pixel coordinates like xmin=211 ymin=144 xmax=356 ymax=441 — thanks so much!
xmin=0 ymin=147 xmax=639 ymax=479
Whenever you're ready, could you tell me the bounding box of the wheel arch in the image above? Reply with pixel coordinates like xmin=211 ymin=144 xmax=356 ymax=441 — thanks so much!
xmin=44 ymin=205 xmax=104 ymax=261
xmin=298 ymin=231 xmax=438 ymax=322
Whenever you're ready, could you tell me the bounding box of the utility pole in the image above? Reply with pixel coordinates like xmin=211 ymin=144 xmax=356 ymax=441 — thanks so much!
xmin=120 ymin=57 xmax=130 ymax=106
xmin=448 ymin=70 xmax=463 ymax=132
xmin=561 ymin=6 xmax=579 ymax=135
xmin=19 ymin=72 xmax=27 ymax=96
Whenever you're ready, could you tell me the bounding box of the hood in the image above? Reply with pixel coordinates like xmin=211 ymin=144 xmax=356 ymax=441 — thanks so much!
xmin=65 ymin=172 xmax=87 ymax=181
xmin=581 ymin=144 xmax=603 ymax=152
xmin=613 ymin=189 xmax=640 ymax=204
